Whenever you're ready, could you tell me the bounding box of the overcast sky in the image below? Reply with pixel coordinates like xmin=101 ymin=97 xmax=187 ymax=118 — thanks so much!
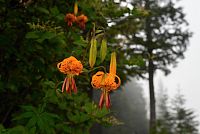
xmin=158 ymin=0 xmax=200 ymax=121
xmin=141 ymin=0 xmax=200 ymax=130
xmin=156 ymin=0 xmax=200 ymax=130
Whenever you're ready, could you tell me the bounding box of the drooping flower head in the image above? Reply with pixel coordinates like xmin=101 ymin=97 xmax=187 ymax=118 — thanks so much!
xmin=74 ymin=1 xmax=78 ymax=15
xmin=76 ymin=14 xmax=88 ymax=29
xmin=64 ymin=1 xmax=88 ymax=29
xmin=91 ymin=52 xmax=121 ymax=109
xmin=64 ymin=13 xmax=76 ymax=27
xmin=91 ymin=72 xmax=121 ymax=109
xmin=57 ymin=56 xmax=83 ymax=75
xmin=57 ymin=56 xmax=83 ymax=94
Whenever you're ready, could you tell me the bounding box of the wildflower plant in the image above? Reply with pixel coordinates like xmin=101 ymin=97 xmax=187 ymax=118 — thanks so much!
xmin=91 ymin=52 xmax=121 ymax=109
xmin=0 ymin=0 xmax=128 ymax=133
xmin=57 ymin=56 xmax=83 ymax=94
xmin=64 ymin=1 xmax=88 ymax=29
xmin=56 ymin=1 xmax=122 ymax=110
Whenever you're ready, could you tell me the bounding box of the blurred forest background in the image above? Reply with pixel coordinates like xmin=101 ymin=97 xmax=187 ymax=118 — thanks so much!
xmin=0 ymin=0 xmax=199 ymax=134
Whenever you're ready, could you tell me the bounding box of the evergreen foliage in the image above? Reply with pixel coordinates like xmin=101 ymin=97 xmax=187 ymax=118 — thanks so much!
xmin=157 ymin=85 xmax=199 ymax=134
xmin=106 ymin=0 xmax=191 ymax=132
xmin=0 ymin=0 xmax=194 ymax=133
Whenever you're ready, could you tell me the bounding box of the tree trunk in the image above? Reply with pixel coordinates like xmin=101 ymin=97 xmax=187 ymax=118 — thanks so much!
xmin=148 ymin=57 xmax=156 ymax=134
xmin=145 ymin=0 xmax=156 ymax=132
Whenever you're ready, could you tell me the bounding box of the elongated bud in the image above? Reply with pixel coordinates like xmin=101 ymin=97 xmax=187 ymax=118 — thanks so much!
xmin=100 ymin=39 xmax=107 ymax=62
xmin=74 ymin=1 xmax=78 ymax=15
xmin=109 ymin=52 xmax=116 ymax=74
xmin=89 ymin=38 xmax=97 ymax=68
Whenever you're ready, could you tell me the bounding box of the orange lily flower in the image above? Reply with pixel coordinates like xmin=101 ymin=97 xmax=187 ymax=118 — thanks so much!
xmin=64 ymin=13 xmax=76 ymax=27
xmin=91 ymin=52 xmax=121 ymax=109
xmin=92 ymin=72 xmax=121 ymax=109
xmin=76 ymin=14 xmax=88 ymax=29
xmin=64 ymin=2 xmax=88 ymax=29
xmin=57 ymin=56 xmax=83 ymax=94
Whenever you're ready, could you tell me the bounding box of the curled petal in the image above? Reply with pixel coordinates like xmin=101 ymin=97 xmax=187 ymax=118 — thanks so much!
xmin=91 ymin=71 xmax=105 ymax=89
xmin=57 ymin=62 xmax=62 ymax=69
xmin=113 ymin=74 xmax=121 ymax=90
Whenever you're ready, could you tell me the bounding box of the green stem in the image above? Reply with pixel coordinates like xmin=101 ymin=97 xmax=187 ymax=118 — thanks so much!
xmin=87 ymin=66 xmax=107 ymax=73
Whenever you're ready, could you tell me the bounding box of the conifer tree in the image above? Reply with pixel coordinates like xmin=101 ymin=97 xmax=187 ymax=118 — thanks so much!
xmin=106 ymin=0 xmax=191 ymax=133
xmin=156 ymin=81 xmax=173 ymax=134
xmin=157 ymin=86 xmax=199 ymax=134
xmin=171 ymin=90 xmax=199 ymax=134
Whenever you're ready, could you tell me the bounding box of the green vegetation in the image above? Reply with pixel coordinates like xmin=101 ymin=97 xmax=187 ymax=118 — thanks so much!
xmin=157 ymin=84 xmax=199 ymax=134
xmin=0 ymin=0 xmax=197 ymax=134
